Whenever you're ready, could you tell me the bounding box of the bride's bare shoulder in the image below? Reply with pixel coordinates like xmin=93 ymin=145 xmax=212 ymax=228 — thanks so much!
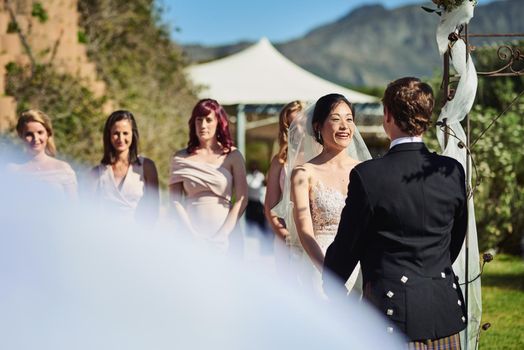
xmin=292 ymin=161 xmax=315 ymax=174
xmin=346 ymin=157 xmax=361 ymax=169
xmin=291 ymin=162 xmax=317 ymax=188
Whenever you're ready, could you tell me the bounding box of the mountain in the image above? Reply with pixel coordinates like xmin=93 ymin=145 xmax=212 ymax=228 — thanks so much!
xmin=182 ymin=41 xmax=252 ymax=64
xmin=182 ymin=0 xmax=524 ymax=87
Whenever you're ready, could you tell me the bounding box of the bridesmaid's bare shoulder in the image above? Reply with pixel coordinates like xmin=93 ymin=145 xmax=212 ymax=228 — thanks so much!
xmin=225 ymin=148 xmax=245 ymax=163
xmin=173 ymin=148 xmax=189 ymax=159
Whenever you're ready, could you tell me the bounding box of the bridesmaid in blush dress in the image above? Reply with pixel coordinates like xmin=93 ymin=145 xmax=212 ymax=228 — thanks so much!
xmin=169 ymin=99 xmax=248 ymax=250
xmin=264 ymin=101 xmax=304 ymax=271
xmin=91 ymin=110 xmax=159 ymax=222
xmin=8 ymin=110 xmax=77 ymax=199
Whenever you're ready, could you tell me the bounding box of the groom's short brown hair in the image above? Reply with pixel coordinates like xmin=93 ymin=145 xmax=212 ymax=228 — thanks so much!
xmin=382 ymin=77 xmax=434 ymax=136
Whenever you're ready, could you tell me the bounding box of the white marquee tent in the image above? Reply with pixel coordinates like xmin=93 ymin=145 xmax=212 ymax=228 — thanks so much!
xmin=187 ymin=37 xmax=377 ymax=105
xmin=186 ymin=38 xmax=380 ymax=154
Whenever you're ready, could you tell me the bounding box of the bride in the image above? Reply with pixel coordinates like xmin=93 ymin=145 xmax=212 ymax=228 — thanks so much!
xmin=288 ymin=93 xmax=371 ymax=297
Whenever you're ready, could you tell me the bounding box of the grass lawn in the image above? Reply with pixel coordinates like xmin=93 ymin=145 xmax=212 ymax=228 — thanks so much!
xmin=478 ymin=254 xmax=524 ymax=349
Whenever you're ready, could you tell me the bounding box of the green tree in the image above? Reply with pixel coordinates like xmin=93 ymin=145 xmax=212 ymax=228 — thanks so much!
xmin=5 ymin=63 xmax=107 ymax=165
xmin=2 ymin=1 xmax=107 ymax=168
xmin=426 ymin=42 xmax=524 ymax=253
xmin=4 ymin=0 xmax=198 ymax=192
xmin=469 ymin=43 xmax=524 ymax=253
xmin=77 ymin=0 xmax=198 ymax=187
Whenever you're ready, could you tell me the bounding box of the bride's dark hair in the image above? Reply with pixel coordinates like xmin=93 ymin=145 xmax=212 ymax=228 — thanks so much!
xmin=312 ymin=94 xmax=354 ymax=145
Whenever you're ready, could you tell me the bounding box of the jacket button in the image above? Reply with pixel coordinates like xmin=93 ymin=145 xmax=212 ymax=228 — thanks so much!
xmin=458 ymin=300 xmax=462 ymax=306
xmin=462 ymin=316 xmax=466 ymax=323
xmin=441 ymin=272 xmax=446 ymax=278
xmin=387 ymin=309 xmax=394 ymax=316
xmin=400 ymin=276 xmax=408 ymax=283
xmin=387 ymin=327 xmax=394 ymax=333
xmin=453 ymin=283 xmax=457 ymax=289
xmin=387 ymin=291 xmax=394 ymax=298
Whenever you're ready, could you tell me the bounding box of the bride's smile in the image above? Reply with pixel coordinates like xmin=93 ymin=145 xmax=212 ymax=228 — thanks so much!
xmin=335 ymin=132 xmax=350 ymax=139
xmin=320 ymin=102 xmax=355 ymax=149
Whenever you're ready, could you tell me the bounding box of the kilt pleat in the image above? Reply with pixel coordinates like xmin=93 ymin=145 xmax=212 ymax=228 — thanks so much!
xmin=407 ymin=333 xmax=460 ymax=350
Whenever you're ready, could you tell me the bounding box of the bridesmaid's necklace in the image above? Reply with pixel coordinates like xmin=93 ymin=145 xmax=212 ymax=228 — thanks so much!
xmin=112 ymin=151 xmax=130 ymax=176
xmin=197 ymin=145 xmax=225 ymax=163
xmin=112 ymin=161 xmax=130 ymax=187
xmin=27 ymin=153 xmax=50 ymax=171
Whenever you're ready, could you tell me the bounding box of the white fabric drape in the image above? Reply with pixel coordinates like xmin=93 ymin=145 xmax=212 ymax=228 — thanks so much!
xmin=435 ymin=3 xmax=482 ymax=349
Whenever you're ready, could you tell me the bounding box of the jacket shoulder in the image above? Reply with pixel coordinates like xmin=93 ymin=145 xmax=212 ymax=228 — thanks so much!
xmin=431 ymin=153 xmax=466 ymax=176
xmin=352 ymin=157 xmax=386 ymax=176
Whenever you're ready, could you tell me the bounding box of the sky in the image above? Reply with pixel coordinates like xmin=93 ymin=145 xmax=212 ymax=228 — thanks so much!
xmin=161 ymin=0 xmax=434 ymax=46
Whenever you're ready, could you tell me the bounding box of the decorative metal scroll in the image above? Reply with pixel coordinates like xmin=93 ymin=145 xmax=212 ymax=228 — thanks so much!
xmin=467 ymin=33 xmax=524 ymax=77
xmin=440 ymin=27 xmax=524 ymax=350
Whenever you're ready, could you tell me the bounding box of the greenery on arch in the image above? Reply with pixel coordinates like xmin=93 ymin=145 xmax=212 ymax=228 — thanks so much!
xmin=427 ymin=42 xmax=524 ymax=253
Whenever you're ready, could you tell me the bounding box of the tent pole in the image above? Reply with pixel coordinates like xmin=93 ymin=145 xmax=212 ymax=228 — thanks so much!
xmin=236 ymin=104 xmax=247 ymax=255
xmin=236 ymin=104 xmax=246 ymax=156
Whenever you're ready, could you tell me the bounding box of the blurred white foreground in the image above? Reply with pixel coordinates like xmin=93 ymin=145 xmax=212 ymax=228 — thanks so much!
xmin=0 ymin=160 xmax=404 ymax=349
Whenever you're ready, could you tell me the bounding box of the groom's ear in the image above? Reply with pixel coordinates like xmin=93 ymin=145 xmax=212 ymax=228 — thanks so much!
xmin=383 ymin=107 xmax=391 ymax=123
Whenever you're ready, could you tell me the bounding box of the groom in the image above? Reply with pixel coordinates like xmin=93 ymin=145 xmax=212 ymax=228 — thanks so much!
xmin=323 ymin=77 xmax=467 ymax=347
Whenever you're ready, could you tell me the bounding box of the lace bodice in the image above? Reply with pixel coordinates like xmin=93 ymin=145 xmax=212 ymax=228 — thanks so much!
xmin=309 ymin=181 xmax=346 ymax=253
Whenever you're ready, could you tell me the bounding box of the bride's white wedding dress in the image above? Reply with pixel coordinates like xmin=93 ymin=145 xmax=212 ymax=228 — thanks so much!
xmin=303 ymin=181 xmax=362 ymax=297
xmin=274 ymin=103 xmax=369 ymax=297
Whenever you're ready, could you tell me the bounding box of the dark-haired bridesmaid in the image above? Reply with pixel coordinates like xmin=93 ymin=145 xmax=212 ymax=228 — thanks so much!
xmin=169 ymin=99 xmax=247 ymax=250
xmin=91 ymin=110 xmax=159 ymax=222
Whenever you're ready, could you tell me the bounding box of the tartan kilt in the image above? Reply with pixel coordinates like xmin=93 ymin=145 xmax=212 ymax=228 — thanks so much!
xmin=407 ymin=333 xmax=461 ymax=350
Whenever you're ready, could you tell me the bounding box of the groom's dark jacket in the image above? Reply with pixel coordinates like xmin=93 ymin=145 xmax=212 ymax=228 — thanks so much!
xmin=323 ymin=142 xmax=467 ymax=341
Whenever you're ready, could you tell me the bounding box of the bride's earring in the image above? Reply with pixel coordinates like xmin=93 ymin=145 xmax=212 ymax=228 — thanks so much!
xmin=316 ymin=130 xmax=323 ymax=144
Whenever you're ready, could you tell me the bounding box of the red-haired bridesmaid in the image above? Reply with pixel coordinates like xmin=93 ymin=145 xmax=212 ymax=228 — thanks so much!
xmin=169 ymin=99 xmax=248 ymax=250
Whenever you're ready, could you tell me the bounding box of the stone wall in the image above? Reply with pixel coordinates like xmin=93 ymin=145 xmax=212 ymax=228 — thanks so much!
xmin=0 ymin=0 xmax=105 ymax=130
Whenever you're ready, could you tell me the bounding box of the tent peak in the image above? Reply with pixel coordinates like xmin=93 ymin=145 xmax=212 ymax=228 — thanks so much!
xmin=187 ymin=36 xmax=378 ymax=105
xmin=257 ymin=37 xmax=271 ymax=45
